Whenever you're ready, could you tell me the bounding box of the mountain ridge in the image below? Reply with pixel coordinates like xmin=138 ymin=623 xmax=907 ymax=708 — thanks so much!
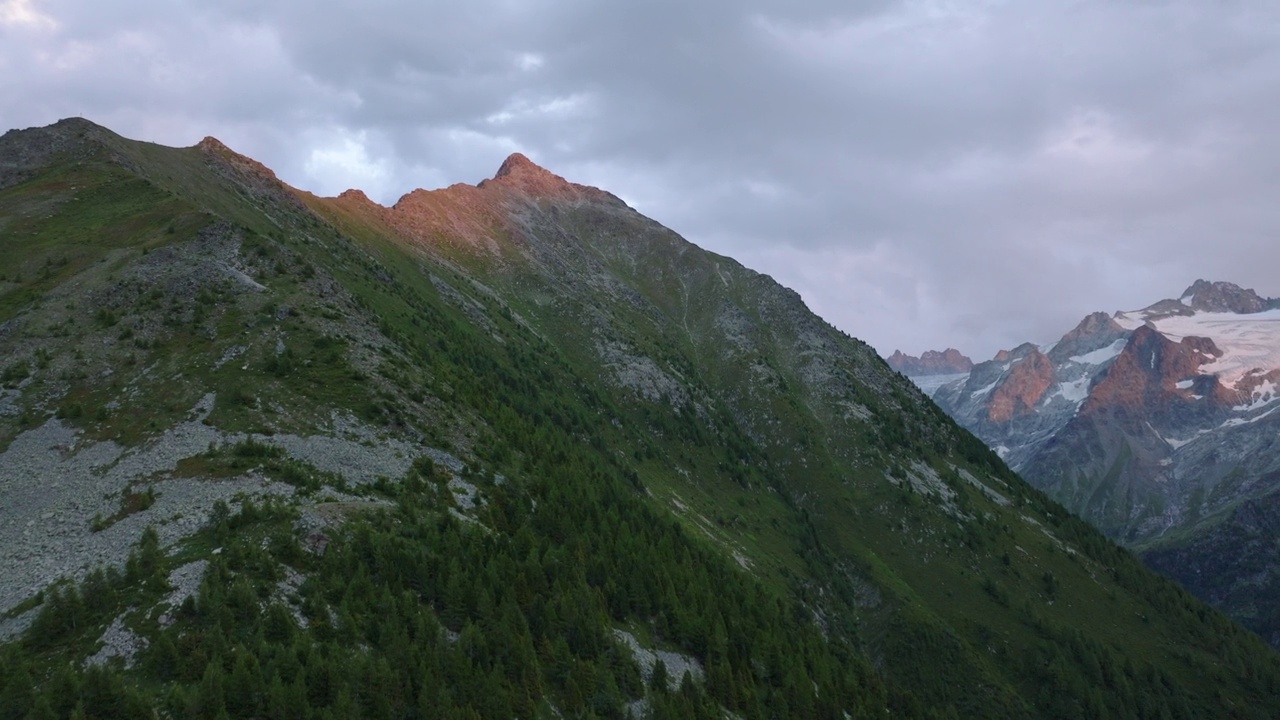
xmin=2 ymin=117 xmax=1279 ymax=717
xmin=886 ymin=348 xmax=973 ymax=376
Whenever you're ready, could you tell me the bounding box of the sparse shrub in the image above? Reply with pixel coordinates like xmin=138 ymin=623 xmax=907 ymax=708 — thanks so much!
xmin=360 ymin=400 xmax=386 ymax=424
xmin=1 ymin=361 xmax=29 ymax=387
xmin=231 ymin=439 xmax=284 ymax=461
xmin=982 ymin=575 xmax=1010 ymax=607
xmin=271 ymin=462 xmax=310 ymax=488
xmin=265 ymin=349 xmax=294 ymax=377
xmin=412 ymin=455 xmax=436 ymax=478
xmin=228 ymin=387 xmax=256 ymax=407
xmin=88 ymin=487 xmax=156 ymax=532
xmin=1043 ymin=571 xmax=1059 ymax=599
xmin=56 ymin=403 xmax=83 ymax=420
xmin=95 ymin=308 xmax=119 ymax=328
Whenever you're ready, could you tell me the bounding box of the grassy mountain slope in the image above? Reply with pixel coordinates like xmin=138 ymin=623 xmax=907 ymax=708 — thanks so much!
xmin=1 ymin=118 xmax=1278 ymax=718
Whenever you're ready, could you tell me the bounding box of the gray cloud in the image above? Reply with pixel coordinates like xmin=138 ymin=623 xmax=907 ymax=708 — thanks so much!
xmin=4 ymin=0 xmax=1280 ymax=359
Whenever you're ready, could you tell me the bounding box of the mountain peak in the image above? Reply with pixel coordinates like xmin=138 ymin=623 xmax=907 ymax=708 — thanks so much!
xmin=51 ymin=116 xmax=104 ymax=133
xmin=1048 ymin=311 xmax=1128 ymax=363
xmin=197 ymin=136 xmax=231 ymax=153
xmin=337 ymin=188 xmax=374 ymax=203
xmin=477 ymin=152 xmax=585 ymax=199
xmin=1180 ymin=279 xmax=1268 ymax=314
xmin=493 ymin=152 xmax=547 ymax=179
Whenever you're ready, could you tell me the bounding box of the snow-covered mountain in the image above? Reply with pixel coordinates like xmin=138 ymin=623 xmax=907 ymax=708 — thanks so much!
xmin=905 ymin=280 xmax=1280 ymax=645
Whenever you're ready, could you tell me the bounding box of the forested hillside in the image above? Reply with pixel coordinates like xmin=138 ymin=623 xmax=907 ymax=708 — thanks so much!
xmin=0 ymin=118 xmax=1277 ymax=718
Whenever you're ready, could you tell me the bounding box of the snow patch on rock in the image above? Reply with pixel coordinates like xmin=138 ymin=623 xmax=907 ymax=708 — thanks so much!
xmin=1069 ymin=338 xmax=1126 ymax=366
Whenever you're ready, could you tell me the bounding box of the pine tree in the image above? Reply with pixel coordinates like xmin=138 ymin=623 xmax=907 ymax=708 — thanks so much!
xmin=21 ymin=695 xmax=56 ymax=720
xmin=227 ymin=652 xmax=262 ymax=717
xmin=197 ymin=660 xmax=227 ymax=720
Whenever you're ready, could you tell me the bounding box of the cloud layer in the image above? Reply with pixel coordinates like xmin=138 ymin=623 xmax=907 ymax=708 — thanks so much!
xmin=5 ymin=0 xmax=1280 ymax=358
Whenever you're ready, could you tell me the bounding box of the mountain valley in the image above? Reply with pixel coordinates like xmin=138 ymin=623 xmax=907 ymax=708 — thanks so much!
xmin=903 ymin=281 xmax=1280 ymax=648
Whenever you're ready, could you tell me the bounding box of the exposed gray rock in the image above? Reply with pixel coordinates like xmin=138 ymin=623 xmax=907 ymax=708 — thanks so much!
xmin=611 ymin=628 xmax=703 ymax=690
xmin=158 ymin=559 xmax=208 ymax=626
xmin=0 ymin=393 xmax=435 ymax=617
xmin=597 ymin=339 xmax=688 ymax=406
xmin=0 ymin=606 xmax=38 ymax=642
xmin=85 ymin=613 xmax=146 ymax=668
xmin=271 ymin=564 xmax=310 ymax=628
xmin=265 ymin=411 xmax=416 ymax=485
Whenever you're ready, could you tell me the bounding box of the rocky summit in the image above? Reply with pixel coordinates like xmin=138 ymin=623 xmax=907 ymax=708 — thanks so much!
xmin=919 ymin=280 xmax=1280 ymax=647
xmin=1 ymin=119 xmax=1279 ymax=718
xmin=886 ymin=348 xmax=973 ymax=376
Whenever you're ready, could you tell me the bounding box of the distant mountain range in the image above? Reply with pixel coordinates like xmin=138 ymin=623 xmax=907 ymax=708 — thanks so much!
xmin=886 ymin=348 xmax=973 ymax=376
xmin=902 ymin=280 xmax=1280 ymax=646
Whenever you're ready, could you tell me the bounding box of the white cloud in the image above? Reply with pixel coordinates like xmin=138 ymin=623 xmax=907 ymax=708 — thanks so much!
xmin=516 ymin=52 xmax=544 ymax=72
xmin=1039 ymin=109 xmax=1153 ymax=168
xmin=485 ymin=92 xmax=592 ymax=126
xmin=0 ymin=0 xmax=56 ymax=29
xmin=4 ymin=0 xmax=1280 ymax=359
xmin=302 ymin=128 xmax=392 ymax=200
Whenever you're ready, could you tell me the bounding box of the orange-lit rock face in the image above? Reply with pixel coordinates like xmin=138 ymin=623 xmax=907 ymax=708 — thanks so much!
xmin=336 ymin=188 xmax=374 ymax=204
xmin=1082 ymin=326 xmax=1224 ymax=413
xmin=199 ymin=136 xmax=280 ymax=182
xmin=986 ymin=350 xmax=1055 ymax=423
xmin=322 ymin=153 xmax=617 ymax=252
xmin=387 ymin=183 xmax=507 ymax=250
xmin=477 ymin=152 xmax=581 ymax=199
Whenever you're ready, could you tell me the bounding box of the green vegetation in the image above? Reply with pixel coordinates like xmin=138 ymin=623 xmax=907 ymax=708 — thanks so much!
xmin=0 ymin=119 xmax=1278 ymax=717
xmin=90 ymin=486 xmax=158 ymax=532
xmin=174 ymin=440 xmax=346 ymax=494
xmin=2 ymin=472 xmax=890 ymax=718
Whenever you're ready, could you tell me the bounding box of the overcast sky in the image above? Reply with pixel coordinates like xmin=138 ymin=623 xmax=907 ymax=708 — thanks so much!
xmin=4 ymin=0 xmax=1280 ymax=359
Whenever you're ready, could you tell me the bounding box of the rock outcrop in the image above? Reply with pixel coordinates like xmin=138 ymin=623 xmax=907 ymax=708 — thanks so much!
xmin=985 ymin=348 xmax=1054 ymax=423
xmin=886 ymin=348 xmax=973 ymax=376
xmin=1182 ymin=279 xmax=1270 ymax=314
